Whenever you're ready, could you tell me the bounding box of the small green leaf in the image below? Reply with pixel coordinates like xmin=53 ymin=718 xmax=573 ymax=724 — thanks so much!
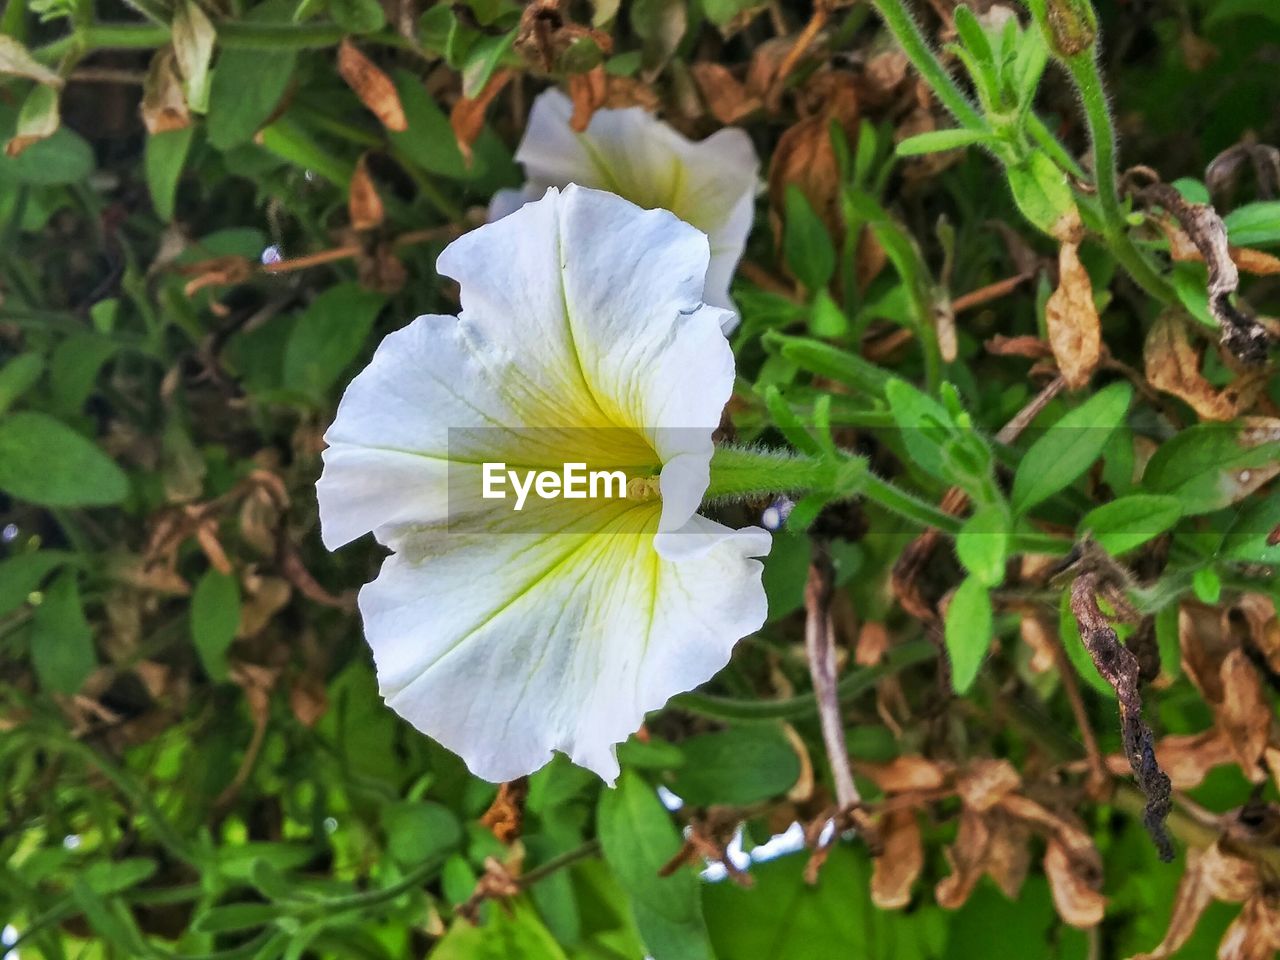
xmin=1080 ymin=494 xmax=1182 ymax=555
xmin=283 ymin=283 xmax=385 ymax=400
xmin=807 ymin=289 xmax=848 ymax=337
xmin=598 ymin=770 xmax=713 ymax=960
xmin=83 ymin=859 xmax=158 ymax=896
xmin=944 ymin=575 xmax=993 ymax=694
xmin=667 ymin=725 xmax=800 ymax=806
xmin=0 ymin=550 xmax=75 ymax=617
xmin=381 ymin=801 xmax=463 ymax=868
xmin=145 ymin=127 xmax=195 ymax=221
xmin=208 ymin=51 xmax=296 ymax=150
xmin=1006 ymin=150 xmax=1076 ymax=236
xmin=0 ymin=353 xmax=45 ymax=415
xmin=194 ymin=903 xmax=281 ymax=934
xmin=31 ymin=572 xmax=96 ymax=695
xmin=1223 ymin=201 xmax=1280 ymax=248
xmin=1011 ymin=382 xmax=1132 ymax=515
xmin=191 ymin=570 xmax=241 ymax=681
xmin=765 ymin=331 xmax=890 ymax=395
xmin=330 ymin=0 xmax=388 ymax=32
xmin=1192 ymin=566 xmax=1222 ymax=604
xmin=956 ymin=504 xmax=1010 ymax=587
xmin=0 ymin=412 xmax=128 ymax=507
xmin=50 ymin=334 xmax=118 ymax=415
xmin=783 ymin=185 xmax=835 ymax=291
xmin=0 ymin=124 xmax=94 ymax=184
xmin=894 ymin=127 xmax=992 ymax=157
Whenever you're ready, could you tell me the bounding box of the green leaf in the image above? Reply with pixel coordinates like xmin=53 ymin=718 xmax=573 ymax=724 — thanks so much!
xmin=884 ymin=378 xmax=954 ymax=482
xmin=31 ymin=572 xmax=96 ymax=695
xmin=1204 ymin=0 xmax=1280 ymax=29
xmin=1080 ymin=494 xmax=1182 ymax=555
xmin=764 ymin=331 xmax=890 ymax=394
xmin=191 ymin=569 xmax=241 ymax=681
xmin=1192 ymin=566 xmax=1222 ymax=604
xmin=83 ymin=858 xmax=158 ymax=896
xmin=330 ymin=0 xmax=387 ymax=32
xmin=389 ymin=69 xmax=474 ymax=179
xmin=1059 ymin=590 xmax=1113 ymax=698
xmin=194 ymin=903 xmax=281 ymax=934
xmin=381 ymin=801 xmax=463 ymax=868
xmin=599 ymin=770 xmax=713 ymax=960
xmin=783 ymin=185 xmax=835 ymax=291
xmin=702 ymin=0 xmax=758 ymax=28
xmin=956 ymin=504 xmax=1010 ymax=587
xmin=0 ymin=550 xmax=75 ymax=617
xmin=808 ymin=289 xmax=848 ymax=337
xmin=944 ymin=574 xmax=992 ymax=694
xmin=1143 ymin=422 xmax=1280 ymax=515
xmin=0 ymin=124 xmax=94 ymax=184
xmin=666 ymin=725 xmax=800 ymax=806
xmin=50 ymin=333 xmax=118 ymax=415
xmin=1223 ymin=201 xmax=1280 ymax=248
xmin=433 ymin=901 xmax=568 ymax=960
xmin=145 ymin=126 xmax=195 ymax=221
xmin=631 ymin=0 xmax=686 ymax=72
xmin=1221 ymin=496 xmax=1280 ymax=565
xmin=894 ymin=127 xmax=992 ymax=157
xmin=208 ymin=50 xmax=296 ymax=150
xmin=0 ymin=352 xmax=45 ymax=415
xmin=1006 ymin=150 xmax=1076 ymax=236
xmin=0 ymin=412 xmax=128 ymax=507
xmin=257 ymin=115 xmax=354 ymax=185
xmin=1010 ymin=381 xmax=1132 ymax=515
xmin=283 ymin=283 xmax=386 ymax=399
xmin=462 ymin=30 xmax=517 ymax=97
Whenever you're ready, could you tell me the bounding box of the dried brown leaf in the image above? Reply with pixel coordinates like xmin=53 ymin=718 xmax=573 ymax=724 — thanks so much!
xmin=871 ymin=808 xmax=922 ymax=909
xmin=1144 ymin=314 xmax=1266 ymax=421
xmin=1046 ymin=240 xmax=1101 ymax=390
xmin=1218 ymin=896 xmax=1280 ymax=960
xmin=480 ymin=778 xmax=529 ymax=844
xmin=1019 ymin=614 xmax=1058 ymax=673
xmin=568 ymin=67 xmax=607 ymax=132
xmin=936 ymin=809 xmax=990 ymax=909
xmin=690 ymin=62 xmax=760 ymax=125
xmin=1044 ymin=838 xmax=1106 ymax=928
xmin=862 ymin=755 xmax=952 ymax=793
xmin=348 ymin=154 xmax=385 ymax=231
xmin=1217 ymin=649 xmax=1271 ymax=779
xmin=337 ymin=40 xmax=407 ymax=132
xmin=957 ymin=759 xmax=1021 ymax=813
xmin=450 ymin=70 xmax=512 ymax=165
xmin=141 ymin=48 xmax=190 ymax=135
xmin=1131 ymin=847 xmax=1215 ymax=959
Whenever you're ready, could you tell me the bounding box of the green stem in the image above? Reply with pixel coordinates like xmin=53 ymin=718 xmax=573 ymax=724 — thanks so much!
xmin=868 ymin=0 xmax=986 ymax=131
xmin=674 ymin=638 xmax=937 ymax=720
xmin=1062 ymin=50 xmax=1175 ymax=303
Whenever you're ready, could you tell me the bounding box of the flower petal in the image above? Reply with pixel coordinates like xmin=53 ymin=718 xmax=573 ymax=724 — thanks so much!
xmin=358 ymin=501 xmax=769 ymax=782
xmin=511 ymin=89 xmax=758 ymax=317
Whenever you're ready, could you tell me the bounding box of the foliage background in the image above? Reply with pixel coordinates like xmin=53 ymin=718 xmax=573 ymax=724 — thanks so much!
xmin=2 ymin=0 xmax=1280 ymax=957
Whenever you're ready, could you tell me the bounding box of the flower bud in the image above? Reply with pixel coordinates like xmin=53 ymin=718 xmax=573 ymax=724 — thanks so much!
xmin=1045 ymin=0 xmax=1098 ymax=57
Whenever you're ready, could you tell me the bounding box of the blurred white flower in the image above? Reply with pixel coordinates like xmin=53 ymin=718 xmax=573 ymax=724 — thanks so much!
xmin=317 ymin=184 xmax=769 ymax=783
xmin=490 ymin=89 xmax=759 ymax=323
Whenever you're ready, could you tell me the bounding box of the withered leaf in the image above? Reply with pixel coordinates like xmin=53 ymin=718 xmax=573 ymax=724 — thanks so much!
xmin=690 ymin=62 xmax=760 ymax=125
xmin=1046 ymin=239 xmax=1101 ymax=390
xmin=1140 ymin=183 xmax=1271 ymax=366
xmin=348 ymin=154 xmax=385 ymax=231
xmin=1144 ymin=314 xmax=1266 ymax=421
xmin=1044 ymin=838 xmax=1106 ymax=928
xmin=337 ymin=39 xmax=407 ymax=133
xmin=956 ymin=759 xmax=1021 ymax=813
xmin=450 ymin=70 xmax=512 ymax=165
xmin=568 ymin=67 xmax=607 ymax=132
xmin=871 ymin=808 xmax=923 ymax=909
xmin=141 ymin=48 xmax=191 ymax=135
xmin=936 ymin=809 xmax=991 ymax=910
xmin=862 ymin=755 xmax=952 ymax=793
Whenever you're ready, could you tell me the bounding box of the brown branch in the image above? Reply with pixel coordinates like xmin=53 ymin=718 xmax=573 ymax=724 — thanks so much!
xmin=951 ymin=272 xmax=1033 ymax=314
xmin=804 ymin=543 xmax=859 ymax=811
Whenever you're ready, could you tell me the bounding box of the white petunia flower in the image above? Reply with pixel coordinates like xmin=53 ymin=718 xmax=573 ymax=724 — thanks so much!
xmin=317 ymin=184 xmax=770 ymax=784
xmin=490 ymin=89 xmax=759 ymax=323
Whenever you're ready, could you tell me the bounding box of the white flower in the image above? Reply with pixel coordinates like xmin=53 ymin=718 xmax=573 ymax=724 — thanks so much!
xmin=490 ymin=89 xmax=759 ymax=322
xmin=317 ymin=184 xmax=770 ymax=784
